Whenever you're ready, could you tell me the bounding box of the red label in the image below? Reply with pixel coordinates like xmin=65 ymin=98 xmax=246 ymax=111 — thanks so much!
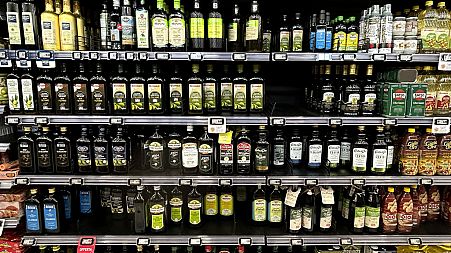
xmin=77 ymin=237 xmax=96 ymax=253
xmin=414 ymin=90 xmax=426 ymax=101
xmin=393 ymin=90 xmax=407 ymax=100
xmin=237 ymin=142 xmax=251 ymax=151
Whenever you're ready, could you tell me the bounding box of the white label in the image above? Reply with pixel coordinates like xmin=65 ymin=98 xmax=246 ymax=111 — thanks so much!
xmin=22 ymin=12 xmax=35 ymax=45
xmin=372 ymin=149 xmax=388 ymax=169
xmin=432 ymin=117 xmax=451 ymax=134
xmin=41 ymin=19 xmax=57 ymax=48
xmin=387 ymin=145 xmax=394 ymax=166
xmin=182 ymin=143 xmax=198 ymax=168
xmin=7 ymin=12 xmax=21 ymax=44
xmin=7 ymin=79 xmax=20 ymax=110
xmin=290 ymin=142 xmax=303 ymax=160
xmin=352 ymin=148 xmax=368 ymax=167
xmin=309 ymin=144 xmax=322 ymax=164
xmin=327 ymin=145 xmax=340 ymax=164
xmin=21 ymin=79 xmax=35 ymax=111
xmin=284 ymin=187 xmax=301 ymax=207
xmin=340 ymin=142 xmax=351 ymax=161
xmin=136 ymin=9 xmax=150 ymax=48
xmin=169 ymin=17 xmax=186 ymax=47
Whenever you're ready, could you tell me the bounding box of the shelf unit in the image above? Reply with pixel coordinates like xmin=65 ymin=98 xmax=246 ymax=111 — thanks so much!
xmin=0 ymin=50 xmax=442 ymax=63
xmin=20 ymin=235 xmax=451 ymax=246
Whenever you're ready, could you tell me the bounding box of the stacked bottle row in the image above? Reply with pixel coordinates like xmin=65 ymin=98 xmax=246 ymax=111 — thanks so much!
xmin=23 ymin=185 xmax=451 ymax=235
xmin=417 ymin=66 xmax=451 ymax=117
xmin=5 ymin=62 xmax=265 ymax=115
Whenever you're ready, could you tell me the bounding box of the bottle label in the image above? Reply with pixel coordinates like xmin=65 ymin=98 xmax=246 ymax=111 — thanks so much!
xmin=234 ymin=84 xmax=247 ymax=111
xmin=112 ymin=144 xmax=127 ymax=167
xmin=168 ymin=139 xmax=181 ymax=167
xmin=55 ymin=140 xmax=70 ymax=168
xmin=250 ymin=83 xmax=263 ymax=111
xmin=94 ymin=144 xmax=109 ymax=168
xmin=340 ymin=142 xmax=351 ymax=161
xmin=100 ymin=12 xmax=109 ymax=48
xmin=342 ymin=198 xmax=350 ymax=219
xmin=237 ymin=142 xmax=251 ymax=164
xmin=91 ymin=83 xmax=106 ymax=112
xmin=112 ymin=83 xmax=127 ymax=112
xmin=255 ymin=145 xmax=269 ymax=171
xmin=327 ymin=144 xmax=340 ymax=164
xmin=189 ymin=83 xmax=203 ymax=112
xmin=60 ymin=21 xmax=75 ymax=48
xmin=262 ymin=32 xmax=271 ymax=52
xmin=21 ymin=79 xmax=35 ymax=111
xmin=326 ymin=30 xmax=332 ymax=50
xmin=315 ymin=28 xmax=326 ymax=50
xmin=73 ymin=83 xmax=88 ymax=112
xmin=62 ymin=193 xmax=71 ymax=219
xmin=110 ymin=194 xmax=124 ymax=214
xmin=320 ymin=206 xmax=333 ymax=229
xmin=309 ymin=31 xmax=315 ymax=51
xmin=41 ymin=20 xmax=58 ymax=50
xmin=7 ymin=79 xmax=20 ymax=110
xmin=289 ymin=142 xmax=303 ymax=160
xmin=279 ymin=31 xmax=290 ymax=51
xmin=246 ymin=20 xmax=259 ymax=41
xmin=421 ymin=28 xmax=436 ymax=51
xmin=148 ymin=83 xmax=162 ymax=111
xmin=136 ymin=9 xmax=150 ymax=48
xmin=208 ymin=18 xmax=223 ymax=39
xmin=333 ymin=31 xmax=346 ymax=51
xmin=43 ymin=203 xmax=58 ymax=230
xmin=436 ymin=91 xmax=451 ymax=111
xmin=273 ymin=144 xmax=285 ymax=166
xmin=308 ymin=144 xmax=322 ymax=164
xmin=169 ymin=83 xmax=183 ymax=111
xmin=345 ymin=32 xmax=358 ymax=51
xmin=148 ymin=141 xmax=163 ymax=170
xmin=190 ymin=17 xmax=205 ymax=39
xmin=392 ymin=19 xmax=404 ymax=36
xmin=252 ymin=199 xmax=266 ymax=222
xmin=152 ymin=17 xmax=169 ymax=47
xmin=25 ymin=204 xmax=40 ymax=232
xmin=77 ymin=144 xmax=91 ymax=167
xmin=387 ymin=145 xmax=394 ymax=166
xmin=372 ymin=148 xmax=388 ymax=171
xmin=292 ymin=30 xmax=303 ymax=51
xmin=203 ymin=82 xmax=217 ymax=110
xmin=204 ymin=194 xmax=218 ymax=215
xmin=220 ymin=194 xmax=234 ymax=216
xmin=22 ymin=12 xmax=36 ymax=45
xmin=268 ymin=200 xmax=282 ymax=222
xmin=368 ymin=17 xmax=380 ymax=49
xmin=354 ymin=206 xmax=365 ymax=229
xmin=18 ymin=140 xmax=33 ymax=168
xmin=170 ymin=197 xmax=183 ymax=222
xmin=110 ymin=24 xmax=120 ymax=43
xmin=150 ymin=204 xmax=165 ymax=230
xmin=182 ymin=142 xmax=198 ymax=168
xmin=221 ymin=82 xmax=233 ymax=109
xmin=365 ymin=206 xmax=380 ymax=229
xmin=126 ymin=194 xmax=135 ymax=214
xmin=76 ymin=16 xmax=86 ymax=50
xmin=7 ymin=12 xmax=21 ymax=45
xmin=188 ymin=200 xmax=202 ymax=225
xmin=220 ymin=143 xmax=233 ymax=164
xmin=169 ymin=17 xmax=186 ymax=47
xmin=289 ymin=208 xmax=302 ymax=231
xmin=131 ymin=83 xmax=145 ymax=112
xmin=228 ymin=22 xmax=238 ymax=42
xmin=405 ymin=17 xmax=418 ymax=36
xmin=352 ymin=148 xmax=368 ymax=169
xmin=302 ymin=207 xmax=313 ymax=229
xmin=199 ymin=144 xmax=213 ymax=173
xmin=55 ymin=82 xmax=70 ymax=112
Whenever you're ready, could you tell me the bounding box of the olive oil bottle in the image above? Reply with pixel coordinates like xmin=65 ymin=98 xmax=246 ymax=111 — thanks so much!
xmin=204 ymin=185 xmax=218 ymax=218
xmin=59 ymin=0 xmax=77 ymax=51
xmin=219 ymin=185 xmax=234 ymax=218
xmin=54 ymin=126 xmax=72 ymax=174
xmin=199 ymin=127 xmax=214 ymax=175
xmin=169 ymin=0 xmax=186 ymax=51
xmin=149 ymin=186 xmax=166 ymax=233
xmin=218 ymin=127 xmax=234 ymax=175
xmin=112 ymin=127 xmax=129 ymax=174
xmin=182 ymin=125 xmax=199 ymax=174
xmin=268 ymin=185 xmax=283 ymax=225
xmin=169 ymin=65 xmax=184 ymax=114
xmin=146 ymin=127 xmax=165 ymax=172
xmin=72 ymin=62 xmax=89 ymax=114
xmin=36 ymin=127 xmax=54 ymax=174
xmin=111 ymin=64 xmax=130 ymax=115
xmin=203 ymin=64 xmax=218 ymax=114
xmin=6 ymin=68 xmax=21 ymax=114
xmin=188 ymin=64 xmax=204 ymax=115
xmin=90 ymin=63 xmax=108 ymax=115
xmin=130 ymin=64 xmax=146 ymax=115
xmin=187 ymin=186 xmax=203 ymax=227
xmin=43 ymin=188 xmax=60 ymax=233
xmin=166 ymin=127 xmax=182 ymax=172
xmin=152 ymin=0 xmax=169 ymax=51
xmin=207 ymin=0 xmax=224 ymax=51
xmin=18 ymin=126 xmax=36 ymax=174
xmin=325 ymin=125 xmax=340 ymax=169
xmin=94 ymin=126 xmax=110 ymax=174
xmin=233 ymin=64 xmax=248 ymax=113
xmin=252 ymin=184 xmax=267 ymax=224
xmin=36 ymin=69 xmax=54 ymax=114
xmin=169 ymin=186 xmax=183 ymax=224
xmin=54 ymin=63 xmax=72 ymax=114
xmin=352 ymin=126 xmax=368 ymax=174
xmin=245 ymin=1 xmax=262 ymax=52
xmin=134 ymin=186 xmax=146 ymax=234
xmin=189 ymin=0 xmax=205 ymax=51
xmin=147 ymin=65 xmax=165 ymax=114
xmin=228 ymin=4 xmax=242 ymax=52
xmin=25 ymin=188 xmax=42 ymax=234
xmin=254 ymin=125 xmax=270 ymax=173
xmin=236 ymin=127 xmax=252 ymax=174
xmin=20 ymin=68 xmax=36 ymax=114
xmin=220 ymin=65 xmax=233 ymax=112
xmin=249 ymin=64 xmax=265 ymax=113
xmin=40 ymin=0 xmax=61 ymax=50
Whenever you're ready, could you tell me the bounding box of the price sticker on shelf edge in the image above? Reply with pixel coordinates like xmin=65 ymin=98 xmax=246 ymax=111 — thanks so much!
xmin=340 ymin=238 xmax=353 ymax=245
xmin=179 ymin=179 xmax=192 ymax=186
xmin=399 ymin=54 xmax=413 ymax=62
xmin=305 ymin=179 xmax=318 ymax=186
xmin=420 ymin=178 xmax=433 ymax=185
xmin=21 ymin=238 xmax=35 ymax=246
xmin=0 ymin=219 xmax=5 ymax=236
xmin=239 ymin=238 xmax=252 ymax=245
xmin=343 ymin=54 xmax=356 ymax=61
xmin=89 ymin=52 xmax=99 ymax=60
xmin=6 ymin=117 xmax=19 ymax=125
xmin=384 ymin=118 xmax=397 ymax=126
xmin=110 ymin=117 xmax=124 ymax=125
xmin=139 ymin=52 xmax=148 ymax=60
xmin=291 ymin=239 xmax=303 ymax=246
xmin=70 ymin=178 xmax=84 ymax=185
xmin=126 ymin=52 xmax=135 ymax=60
xmin=409 ymin=238 xmax=422 ymax=246
xmin=0 ymin=51 xmax=6 ymax=59
xmin=272 ymin=118 xmax=286 ymax=126
xmin=35 ymin=117 xmax=49 ymax=125
xmin=432 ymin=117 xmax=450 ymax=134
xmin=329 ymin=118 xmax=342 ymax=126
xmin=372 ymin=54 xmax=386 ymax=61
xmin=77 ymin=236 xmax=96 ymax=253
xmin=73 ymin=52 xmax=83 ymax=60
xmin=352 ymin=179 xmax=366 ymax=186
xmin=156 ymin=53 xmax=170 ymax=60
xmin=108 ymin=52 xmax=118 ymax=60
xmin=128 ymin=179 xmax=142 ymax=186
xmin=137 ymin=238 xmax=150 ymax=246
xmin=189 ymin=238 xmax=201 ymax=245
xmin=15 ymin=177 xmax=29 ymax=185
xmin=233 ymin=53 xmax=246 ymax=61
xmin=268 ymin=179 xmax=281 ymax=185
xmin=208 ymin=117 xmax=226 ymax=134
xmin=219 ymin=179 xmax=232 ymax=186
xmin=273 ymin=53 xmax=288 ymax=61
xmin=439 ymin=53 xmax=451 ymax=71
xmin=190 ymin=52 xmax=203 ymax=61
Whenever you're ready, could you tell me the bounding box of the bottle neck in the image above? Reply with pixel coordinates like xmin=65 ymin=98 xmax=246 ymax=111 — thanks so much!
xmin=174 ymin=0 xmax=180 ymax=10
xmin=157 ymin=0 xmax=164 ymax=10
xmin=194 ymin=0 xmax=200 ymax=10
xmin=73 ymin=0 xmax=81 ymax=15
xmin=62 ymin=0 xmax=71 ymax=13
xmin=45 ymin=0 xmax=54 ymax=12
xmin=252 ymin=2 xmax=258 ymax=13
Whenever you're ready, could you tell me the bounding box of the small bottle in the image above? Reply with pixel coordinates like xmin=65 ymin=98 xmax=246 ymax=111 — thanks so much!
xmin=43 ymin=188 xmax=60 ymax=233
xmin=349 ymin=189 xmax=365 ymax=234
xmin=236 ymin=127 xmax=252 ymax=174
xmin=352 ymin=126 xmax=368 ymax=174
xmin=252 ymin=185 xmax=267 ymax=224
xmin=365 ymin=186 xmax=381 ymax=233
xmin=25 ymin=188 xmax=42 ymax=234
xmin=288 ymin=128 xmax=303 ymax=167
xmin=272 ymin=128 xmax=286 ymax=169
xmin=149 ymin=186 xmax=166 ymax=233
xmin=219 ymin=185 xmax=234 ymax=218
xmin=371 ymin=126 xmax=388 ymax=175
xmin=199 ymin=126 xmax=214 ymax=175
xmin=398 ymin=187 xmax=413 ymax=234
xmin=254 ymin=126 xmax=270 ymax=173
xmin=307 ymin=126 xmax=323 ymax=169
xmin=36 ymin=126 xmax=54 ymax=174
xmin=76 ymin=126 xmax=93 ymax=174
xmin=54 ymin=126 xmax=72 ymax=174
xmin=302 ymin=188 xmax=315 ymax=232
xmin=325 ymin=125 xmax=341 ymax=169
xmin=204 ymin=185 xmax=219 ymax=218
xmin=18 ymin=126 xmax=36 ymax=174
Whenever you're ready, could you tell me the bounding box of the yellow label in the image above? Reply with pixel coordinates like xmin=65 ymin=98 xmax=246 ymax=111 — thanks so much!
xmin=41 ymin=17 xmax=61 ymax=50
xmin=218 ymin=131 xmax=233 ymax=144
xmin=250 ymin=83 xmax=263 ymax=111
xmin=246 ymin=20 xmax=259 ymax=41
xmin=421 ymin=28 xmax=436 ymax=51
xmin=208 ymin=18 xmax=223 ymax=39
xmin=269 ymin=200 xmax=282 ymax=222
xmin=152 ymin=17 xmax=169 ymax=47
xmin=60 ymin=18 xmax=77 ymax=50
xmin=170 ymin=197 xmax=183 ymax=222
xmin=190 ymin=18 xmax=205 ymax=39
xmin=169 ymin=17 xmax=185 ymax=47
xmin=7 ymin=12 xmax=22 ymax=44
xmin=228 ymin=22 xmax=238 ymax=42
xmin=148 ymin=83 xmax=162 ymax=111
xmin=112 ymin=83 xmax=127 ymax=111
xmin=333 ymin=31 xmax=347 ymax=51
xmin=204 ymin=194 xmax=218 ymax=215
xmin=220 ymin=194 xmax=234 ymax=216
xmin=22 ymin=12 xmax=36 ymax=45
xmin=345 ymin=32 xmax=358 ymax=51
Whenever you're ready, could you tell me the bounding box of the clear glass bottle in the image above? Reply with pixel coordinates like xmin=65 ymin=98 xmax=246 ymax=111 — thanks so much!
xmin=245 ymin=1 xmax=262 ymax=52
xmin=419 ymin=1 xmax=438 ymax=53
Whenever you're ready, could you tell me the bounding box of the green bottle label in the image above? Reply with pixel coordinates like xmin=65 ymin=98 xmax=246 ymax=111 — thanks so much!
xmin=365 ymin=206 xmax=380 ymax=228
xmin=188 ymin=200 xmax=202 ymax=225
xmin=233 ymin=83 xmax=247 ymax=110
xmin=208 ymin=18 xmax=223 ymax=39
xmin=246 ymin=20 xmax=259 ymax=41
xmin=189 ymin=83 xmax=203 ymax=112
xmin=220 ymin=194 xmax=234 ymax=216
xmin=250 ymin=83 xmax=263 ymax=110
xmin=150 ymin=204 xmax=165 ymax=230
xmin=203 ymin=83 xmax=216 ymax=109
xmin=130 ymin=83 xmax=145 ymax=111
xmin=279 ymin=31 xmax=290 ymax=51
xmin=190 ymin=18 xmax=205 ymax=39
xmin=292 ymin=30 xmax=303 ymax=51
xmin=170 ymin=197 xmax=183 ymax=222
xmin=221 ymin=83 xmax=233 ymax=108
xmin=204 ymin=194 xmax=218 ymax=215
xmin=353 ymin=206 xmax=365 ymax=229
xmin=268 ymin=200 xmax=282 ymax=222
xmin=169 ymin=83 xmax=183 ymax=110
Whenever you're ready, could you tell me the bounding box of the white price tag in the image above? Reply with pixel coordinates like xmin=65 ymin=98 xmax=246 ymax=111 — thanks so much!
xmin=420 ymin=178 xmax=433 ymax=185
xmin=305 ymin=179 xmax=318 ymax=186
xmin=73 ymin=52 xmax=83 ymax=60
xmin=89 ymin=52 xmax=99 ymax=60
xmin=108 ymin=52 xmax=118 ymax=60
xmin=138 ymin=52 xmax=148 ymax=60
xmin=208 ymin=117 xmax=226 ymax=133
xmin=439 ymin=53 xmax=451 ymax=71
xmin=0 ymin=219 xmax=5 ymax=236
xmin=409 ymin=238 xmax=422 ymax=245
xmin=16 ymin=60 xmax=31 ymax=68
xmin=0 ymin=51 xmax=6 ymax=59
xmin=126 ymin=52 xmax=135 ymax=60
xmin=15 ymin=178 xmax=29 ymax=185
xmin=291 ymin=239 xmax=303 ymax=246
xmin=284 ymin=187 xmax=301 ymax=207
xmin=233 ymin=53 xmax=246 ymax=61
xmin=273 ymin=53 xmax=287 ymax=61
xmin=6 ymin=117 xmax=19 ymax=125
xmin=109 ymin=117 xmax=123 ymax=125
xmin=399 ymin=54 xmax=412 ymax=61
xmin=189 ymin=52 xmax=202 ymax=60
xmin=219 ymin=179 xmax=232 ymax=186
xmin=137 ymin=238 xmax=150 ymax=245
xmin=35 ymin=117 xmax=49 ymax=125
xmin=352 ymin=179 xmax=365 ymax=186
xmin=239 ymin=238 xmax=252 ymax=245
xmin=128 ymin=179 xmax=141 ymax=186
xmin=17 ymin=51 xmax=27 ymax=59
xmin=329 ymin=118 xmax=342 ymax=126
xmin=340 ymin=238 xmax=353 ymax=245
xmin=179 ymin=179 xmax=192 ymax=186
xmin=189 ymin=238 xmax=201 ymax=245
xmin=432 ymin=117 xmax=450 ymax=134
xmin=384 ymin=119 xmax=397 ymax=126
xmin=343 ymin=54 xmax=355 ymax=61
xmin=21 ymin=238 xmax=35 ymax=246
xmin=0 ymin=59 xmax=12 ymax=68
xmin=70 ymin=178 xmax=83 ymax=185
xmin=156 ymin=53 xmax=170 ymax=60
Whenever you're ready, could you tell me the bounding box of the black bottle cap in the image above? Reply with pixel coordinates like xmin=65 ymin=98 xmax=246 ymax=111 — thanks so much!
xmin=60 ymin=62 xmax=67 ymax=73
xmin=79 ymin=62 xmax=85 ymax=73
xmin=118 ymin=64 xmax=124 ymax=73
xmin=96 ymin=63 xmax=103 ymax=73
xmin=135 ymin=64 xmax=142 ymax=74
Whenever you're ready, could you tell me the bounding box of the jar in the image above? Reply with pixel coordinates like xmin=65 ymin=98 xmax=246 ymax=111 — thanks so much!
xmin=393 ymin=36 xmax=405 ymax=53
xmin=404 ymin=36 xmax=419 ymax=54
xmin=393 ymin=17 xmax=407 ymax=36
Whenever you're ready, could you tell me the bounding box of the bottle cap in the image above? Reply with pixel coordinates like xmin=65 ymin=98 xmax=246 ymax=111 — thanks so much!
xmin=408 ymin=128 xmax=415 ymax=133
xmin=23 ymin=126 xmax=32 ymax=132
xmin=30 ymin=188 xmax=38 ymax=195
xmin=438 ymin=2 xmax=446 ymax=7
xmin=60 ymin=127 xmax=68 ymax=132
xmin=154 ymin=186 xmax=160 ymax=191
xmin=404 ymin=187 xmax=411 ymax=193
xmin=48 ymin=188 xmax=56 ymax=194
xmin=42 ymin=127 xmax=50 ymax=132
xmin=411 ymin=185 xmax=418 ymax=189
xmin=426 ymin=128 xmax=432 ymax=133
xmin=388 ymin=187 xmax=395 ymax=192
xmin=137 ymin=185 xmax=145 ymax=191
xmin=187 ymin=125 xmax=193 ymax=132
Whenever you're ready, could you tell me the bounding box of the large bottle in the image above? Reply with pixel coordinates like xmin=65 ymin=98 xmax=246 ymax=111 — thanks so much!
xmin=54 ymin=63 xmax=72 ymax=114
xmin=134 ymin=186 xmax=146 ymax=234
xmin=365 ymin=186 xmax=381 ymax=233
xmin=169 ymin=0 xmax=186 ymax=51
xmin=302 ymin=188 xmax=315 ymax=232
xmin=7 ymin=67 xmax=21 ymax=114
xmin=207 ymin=0 xmax=224 ymax=51
xmin=54 ymin=126 xmax=72 ymax=174
xmin=121 ymin=0 xmax=135 ymax=50
xmin=361 ymin=65 xmax=377 ymax=116
xmin=349 ymin=189 xmax=365 ymax=234
xmin=187 ymin=64 xmax=204 ymax=115
xmin=112 ymin=127 xmax=129 ymax=174
xmin=325 ymin=125 xmax=340 ymax=169
xmin=382 ymin=186 xmax=397 ymax=234
xmin=169 ymin=186 xmax=183 ymax=225
xmin=254 ymin=126 xmax=270 ymax=173
xmin=189 ymin=0 xmax=205 ymax=51
xmin=20 ymin=68 xmax=36 ymax=114
xmin=111 ymin=64 xmax=130 ymax=114
xmin=367 ymin=5 xmax=381 ymax=53
xmin=94 ymin=126 xmax=110 ymax=174
xmin=378 ymin=4 xmax=393 ymax=53
xmin=167 ymin=127 xmax=182 ymax=172
xmin=187 ymin=186 xmax=203 ymax=227
xmin=419 ymin=1 xmax=438 ymax=53
xmin=43 ymin=188 xmax=60 ymax=233
xmin=399 ymin=128 xmax=420 ymax=175
xmin=307 ymin=126 xmax=322 ymax=169
xmin=318 ymin=186 xmax=334 ymax=232
xmin=149 ymin=186 xmax=166 ymax=233
xmin=7 ymin=0 xmax=23 ymax=49
xmin=135 ymin=0 xmax=150 ymax=50
xmin=249 ymin=64 xmax=265 ymax=113
xmin=152 ymin=0 xmax=169 ymax=51
xmin=371 ymin=126 xmax=388 ymax=175
xmin=287 ymin=186 xmax=302 ymax=234
xmin=437 ymin=133 xmax=451 ymax=175
xmin=182 ymin=125 xmax=199 ymax=174
xmin=130 ymin=64 xmax=146 ymax=114
xmin=236 ymin=127 xmax=252 ymax=174
xmin=315 ymin=10 xmax=327 ymax=52
xmin=146 ymin=127 xmax=165 ymax=171
xmin=220 ymin=65 xmax=233 ymax=112
xmin=21 ymin=0 xmax=40 ymax=49
xmin=252 ymin=185 xmax=267 ymax=224
xmin=72 ymin=63 xmax=89 ymax=114
xmin=268 ymin=186 xmax=283 ymax=226
xmin=147 ymin=65 xmax=165 ymax=114
xmin=169 ymin=65 xmax=184 ymax=114
xmin=99 ymin=0 xmax=110 ymax=50
xmin=25 ymin=188 xmax=42 ymax=234
xmin=352 ymin=126 xmax=368 ymax=174
xmin=278 ymin=15 xmax=290 ymax=51
xmin=292 ymin=13 xmax=303 ymax=52
xmin=233 ymin=64 xmax=248 ymax=113
xmin=228 ymin=4 xmax=242 ymax=52
xmin=245 ymin=1 xmax=262 ymax=52
xmin=59 ymin=0 xmax=77 ymax=50
xmin=36 ymin=127 xmax=54 ymax=174
xmin=203 ymin=64 xmax=218 ymax=114
xmin=18 ymin=126 xmax=35 ymax=174
xmin=343 ymin=64 xmax=361 ymax=116
xmin=109 ymin=0 xmax=121 ymax=50
xmin=321 ymin=65 xmax=334 ymax=114
xmin=73 ymin=0 xmax=86 ymax=50
xmin=90 ymin=63 xmax=108 ymax=115
xmin=419 ymin=128 xmax=438 ymax=176
xmin=199 ymin=127 xmax=214 ymax=175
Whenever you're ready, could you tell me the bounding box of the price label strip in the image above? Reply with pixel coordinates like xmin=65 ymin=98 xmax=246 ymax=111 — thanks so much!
xmin=432 ymin=117 xmax=450 ymax=134
xmin=208 ymin=117 xmax=226 ymax=134
xmin=439 ymin=53 xmax=451 ymax=71
xmin=0 ymin=50 xmax=12 ymax=68
xmin=36 ymin=50 xmax=56 ymax=69
xmin=77 ymin=236 xmax=96 ymax=253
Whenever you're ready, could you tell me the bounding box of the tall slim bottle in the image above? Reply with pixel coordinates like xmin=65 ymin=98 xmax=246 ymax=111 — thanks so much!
xmin=99 ymin=0 xmax=110 ymax=50
xmin=228 ymin=4 xmax=242 ymax=52
xmin=169 ymin=0 xmax=186 ymax=51
xmin=130 ymin=64 xmax=146 ymax=114
xmin=189 ymin=0 xmax=205 ymax=51
xmin=43 ymin=188 xmax=60 ymax=233
xmin=112 ymin=127 xmax=129 ymax=174
xmin=36 ymin=127 xmax=54 ymax=174
xmin=245 ymin=0 xmax=262 ymax=52
xmin=54 ymin=127 xmax=72 ymax=174
xmin=207 ymin=0 xmax=224 ymax=51
xmin=73 ymin=0 xmax=86 ymax=50
xmin=146 ymin=127 xmax=165 ymax=172
xmin=352 ymin=126 xmax=369 ymax=174
xmin=20 ymin=69 xmax=36 ymax=114
xmin=187 ymin=64 xmax=204 ymax=115
xmin=72 ymin=62 xmax=90 ymax=114
xmin=18 ymin=126 xmax=35 ymax=174
xmin=278 ymin=15 xmax=291 ymax=51
xmin=315 ymin=10 xmax=327 ymax=52
xmin=236 ymin=127 xmax=252 ymax=174
xmin=76 ymin=126 xmax=93 ymax=173
xmin=36 ymin=69 xmax=54 ymax=114
xmin=187 ymin=186 xmax=203 ymax=227
xmin=292 ymin=13 xmax=303 ymax=52
xmin=169 ymin=65 xmax=184 ymax=114
xmin=254 ymin=126 xmax=270 ymax=173
xmin=121 ymin=0 xmax=135 ymax=50
xmin=110 ymin=0 xmax=121 ymax=50
xmin=54 ymin=63 xmax=72 ymax=114
xmin=135 ymin=0 xmax=150 ymax=50
xmin=169 ymin=186 xmax=183 ymax=224
xmin=182 ymin=125 xmax=199 ymax=174
xmin=167 ymin=127 xmax=182 ymax=172
xmin=147 ymin=65 xmax=165 ymax=114
xmin=90 ymin=63 xmax=108 ymax=115
xmin=25 ymin=188 xmax=42 ymax=234
xmin=94 ymin=126 xmax=110 ymax=174
xmin=233 ymin=64 xmax=248 ymax=113
xmin=21 ymin=0 xmax=40 ymax=49
xmin=41 ymin=0 xmax=60 ymax=50
xmin=7 ymin=0 xmax=23 ymax=49
xmin=199 ymin=127 xmax=214 ymax=175
xmin=59 ymin=0 xmax=77 ymax=50
xmin=149 ymin=186 xmax=166 ymax=233
xmin=252 ymin=185 xmax=266 ymax=224
xmin=111 ymin=64 xmax=130 ymax=115
xmin=152 ymin=0 xmax=169 ymax=51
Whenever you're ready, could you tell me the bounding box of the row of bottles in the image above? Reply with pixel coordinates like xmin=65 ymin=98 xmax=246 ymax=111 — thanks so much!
xmin=24 ymin=185 xmax=451 ymax=235
xmin=417 ymin=66 xmax=451 ymax=117
xmin=6 ymin=62 xmax=265 ymax=115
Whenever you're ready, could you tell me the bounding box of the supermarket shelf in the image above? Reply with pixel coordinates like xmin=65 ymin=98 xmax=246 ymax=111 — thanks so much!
xmin=269 ymin=117 xmax=435 ymax=126
xmin=21 ymin=235 xmax=266 ymax=246
xmin=265 ymin=235 xmax=451 ymax=246
xmin=271 ymin=52 xmax=440 ymax=62
xmin=5 ymin=115 xmax=268 ymax=126
xmin=4 ymin=218 xmax=20 ymax=229
xmin=266 ymin=175 xmax=451 ymax=186
xmin=12 ymin=175 xmax=267 ymax=186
